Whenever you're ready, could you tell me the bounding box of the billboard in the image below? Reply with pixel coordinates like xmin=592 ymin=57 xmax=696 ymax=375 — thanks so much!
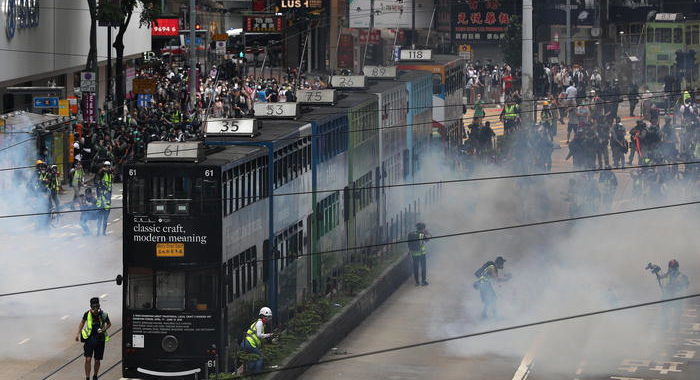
xmin=151 ymin=18 xmax=179 ymax=37
xmin=453 ymin=0 xmax=514 ymax=43
xmin=243 ymin=15 xmax=284 ymax=33
xmin=348 ymin=0 xmax=434 ymax=29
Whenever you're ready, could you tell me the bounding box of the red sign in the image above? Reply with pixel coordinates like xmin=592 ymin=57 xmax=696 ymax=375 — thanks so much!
xmin=244 ymin=16 xmax=284 ymax=33
xmin=453 ymin=0 xmax=510 ymax=43
xmin=337 ymin=34 xmax=354 ymax=69
xmin=359 ymin=30 xmax=381 ymax=44
xmin=151 ymin=18 xmax=179 ymax=37
xmin=546 ymin=42 xmax=560 ymax=51
xmin=82 ymin=93 xmax=96 ymax=123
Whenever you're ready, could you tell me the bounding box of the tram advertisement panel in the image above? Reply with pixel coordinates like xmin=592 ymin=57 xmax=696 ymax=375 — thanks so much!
xmin=125 ymin=216 xmax=221 ymax=265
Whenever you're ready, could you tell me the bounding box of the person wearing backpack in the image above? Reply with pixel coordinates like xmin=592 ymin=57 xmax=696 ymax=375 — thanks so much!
xmin=407 ymin=222 xmax=431 ymax=286
xmin=473 ymin=257 xmax=510 ymax=319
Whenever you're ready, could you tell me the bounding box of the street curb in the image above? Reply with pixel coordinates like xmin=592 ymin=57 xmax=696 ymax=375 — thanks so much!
xmin=265 ymin=252 xmax=412 ymax=380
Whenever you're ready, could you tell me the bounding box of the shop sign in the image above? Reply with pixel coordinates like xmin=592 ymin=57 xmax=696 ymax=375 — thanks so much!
xmin=243 ymin=16 xmax=284 ymax=33
xmin=5 ymin=0 xmax=41 ymax=40
xmin=82 ymin=93 xmax=96 ymax=123
xmin=453 ymin=0 xmax=510 ymax=43
xmin=151 ymin=18 xmax=179 ymax=37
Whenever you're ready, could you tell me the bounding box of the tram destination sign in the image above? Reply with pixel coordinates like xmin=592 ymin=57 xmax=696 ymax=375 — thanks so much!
xmin=146 ymin=141 xmax=204 ymax=162
xmin=399 ymin=49 xmax=432 ymax=61
xmin=297 ymin=89 xmax=337 ymax=104
xmin=205 ymin=118 xmax=259 ymax=137
xmin=364 ymin=65 xmax=397 ymax=79
xmin=253 ymin=102 xmax=299 ymax=118
xmin=330 ymin=75 xmax=367 ymax=89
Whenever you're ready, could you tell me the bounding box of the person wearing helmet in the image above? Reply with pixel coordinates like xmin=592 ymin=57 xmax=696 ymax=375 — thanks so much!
xmin=657 ymin=259 xmax=689 ymax=332
xmin=95 ymin=161 xmax=113 ymax=236
xmin=541 ymin=100 xmax=555 ymax=140
xmin=47 ymin=165 xmax=61 ymax=211
xmin=241 ymin=307 xmax=275 ymax=374
xmin=407 ymin=223 xmax=432 ymax=286
xmin=34 ymin=160 xmax=49 ymax=193
xmin=473 ymin=256 xmax=511 ymax=319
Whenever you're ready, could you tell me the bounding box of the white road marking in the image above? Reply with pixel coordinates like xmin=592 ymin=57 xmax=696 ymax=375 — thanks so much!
xmin=113 ymin=218 xmax=121 ymax=222
xmin=18 ymin=338 xmax=30 ymax=345
xmin=61 ymin=315 xmax=70 ymax=320
xmin=100 ymin=293 xmax=108 ymax=299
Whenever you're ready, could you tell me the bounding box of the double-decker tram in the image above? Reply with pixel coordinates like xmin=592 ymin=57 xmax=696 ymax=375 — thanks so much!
xmin=122 ymin=117 xmax=312 ymax=377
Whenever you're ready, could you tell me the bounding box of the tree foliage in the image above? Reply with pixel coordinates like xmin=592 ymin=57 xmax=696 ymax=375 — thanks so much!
xmin=500 ymin=15 xmax=522 ymax=68
xmin=96 ymin=0 xmax=160 ymax=109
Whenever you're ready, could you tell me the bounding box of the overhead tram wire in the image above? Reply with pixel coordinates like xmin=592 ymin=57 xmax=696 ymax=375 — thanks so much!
xmin=3 ymin=199 xmax=699 ymax=297
xmin=251 ymin=292 xmax=700 ymax=376
xmin=2 ymin=157 xmax=698 ymax=219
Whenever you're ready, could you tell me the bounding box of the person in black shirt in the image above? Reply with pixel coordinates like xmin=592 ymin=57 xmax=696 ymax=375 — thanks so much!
xmin=76 ymin=297 xmax=111 ymax=380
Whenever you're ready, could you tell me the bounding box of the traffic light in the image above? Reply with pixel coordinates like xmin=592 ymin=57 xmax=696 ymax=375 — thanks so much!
xmin=688 ymin=49 xmax=697 ymax=68
xmin=676 ymin=50 xmax=686 ymax=71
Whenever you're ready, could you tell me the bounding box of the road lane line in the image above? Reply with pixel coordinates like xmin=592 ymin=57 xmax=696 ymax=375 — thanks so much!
xmin=113 ymin=218 xmax=121 ymax=222
xmin=18 ymin=338 xmax=30 ymax=345
xmin=100 ymin=293 xmax=108 ymax=299
xmin=60 ymin=315 xmax=70 ymax=320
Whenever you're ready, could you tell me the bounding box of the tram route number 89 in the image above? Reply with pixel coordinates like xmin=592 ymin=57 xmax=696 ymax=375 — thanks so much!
xmin=371 ymin=67 xmax=387 ymax=77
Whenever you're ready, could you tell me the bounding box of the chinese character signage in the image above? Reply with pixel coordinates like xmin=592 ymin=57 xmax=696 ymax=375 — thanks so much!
xmin=151 ymin=18 xmax=179 ymax=37
xmin=243 ymin=16 xmax=284 ymax=33
xmin=82 ymin=93 xmax=96 ymax=123
xmin=453 ymin=0 xmax=511 ymax=43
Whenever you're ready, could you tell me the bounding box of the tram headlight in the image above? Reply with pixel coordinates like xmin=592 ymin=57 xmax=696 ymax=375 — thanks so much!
xmin=161 ymin=335 xmax=179 ymax=353
xmin=176 ymin=204 xmax=189 ymax=214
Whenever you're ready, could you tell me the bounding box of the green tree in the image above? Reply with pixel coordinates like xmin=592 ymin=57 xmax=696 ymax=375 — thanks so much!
xmin=98 ymin=0 xmax=160 ymax=110
xmin=500 ymin=15 xmax=522 ymax=68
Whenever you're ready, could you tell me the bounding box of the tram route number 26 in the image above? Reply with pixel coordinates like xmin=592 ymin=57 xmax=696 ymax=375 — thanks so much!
xmin=337 ymin=77 xmax=354 ymax=87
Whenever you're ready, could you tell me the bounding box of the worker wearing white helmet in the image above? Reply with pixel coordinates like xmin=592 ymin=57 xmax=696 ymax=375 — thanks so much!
xmin=241 ymin=307 xmax=274 ymax=374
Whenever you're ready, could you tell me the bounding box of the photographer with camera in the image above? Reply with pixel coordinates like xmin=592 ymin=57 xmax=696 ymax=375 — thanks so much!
xmin=646 ymin=259 xmax=689 ymax=332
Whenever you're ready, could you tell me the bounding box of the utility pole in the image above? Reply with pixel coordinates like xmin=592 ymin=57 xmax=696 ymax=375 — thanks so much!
xmin=107 ymin=26 xmax=112 ymax=105
xmin=189 ymin=0 xmax=197 ymax=111
xmin=411 ymin=0 xmax=416 ymax=48
xmin=522 ymin=0 xmax=534 ymax=125
xmin=565 ymin=0 xmax=571 ymax=65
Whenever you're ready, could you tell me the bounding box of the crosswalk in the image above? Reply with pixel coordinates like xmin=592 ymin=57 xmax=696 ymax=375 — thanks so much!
xmin=463 ymin=107 xmax=505 ymax=136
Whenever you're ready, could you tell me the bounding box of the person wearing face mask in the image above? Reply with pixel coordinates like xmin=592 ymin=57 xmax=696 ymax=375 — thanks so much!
xmin=76 ymin=297 xmax=111 ymax=380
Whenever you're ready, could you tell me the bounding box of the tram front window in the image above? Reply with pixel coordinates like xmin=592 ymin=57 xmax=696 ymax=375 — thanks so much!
xmin=127 ymin=174 xmax=218 ymax=216
xmin=128 ymin=268 xmax=154 ymax=310
xmin=127 ymin=268 xmax=217 ymax=311
xmin=156 ymin=271 xmax=186 ymax=310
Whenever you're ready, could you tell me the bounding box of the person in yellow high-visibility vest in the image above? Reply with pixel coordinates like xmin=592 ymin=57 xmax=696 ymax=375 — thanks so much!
xmin=75 ymin=297 xmax=111 ymax=380
xmin=241 ymin=307 xmax=274 ymax=374
xmin=500 ymin=100 xmax=519 ymax=135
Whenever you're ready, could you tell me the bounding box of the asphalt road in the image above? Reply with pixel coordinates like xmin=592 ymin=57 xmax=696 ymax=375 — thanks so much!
xmin=0 ymin=184 xmax=125 ymax=380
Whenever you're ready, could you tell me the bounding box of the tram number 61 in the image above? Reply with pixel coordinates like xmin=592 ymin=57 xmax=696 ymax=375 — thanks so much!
xmin=204 ymin=169 xmax=214 ymax=177
xmin=163 ymin=144 xmax=180 ymax=157
xmin=207 ymin=359 xmax=216 ymax=368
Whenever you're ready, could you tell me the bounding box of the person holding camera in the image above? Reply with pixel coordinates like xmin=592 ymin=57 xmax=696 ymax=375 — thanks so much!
xmin=76 ymin=297 xmax=111 ymax=380
xmin=647 ymin=260 xmax=689 ymax=332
